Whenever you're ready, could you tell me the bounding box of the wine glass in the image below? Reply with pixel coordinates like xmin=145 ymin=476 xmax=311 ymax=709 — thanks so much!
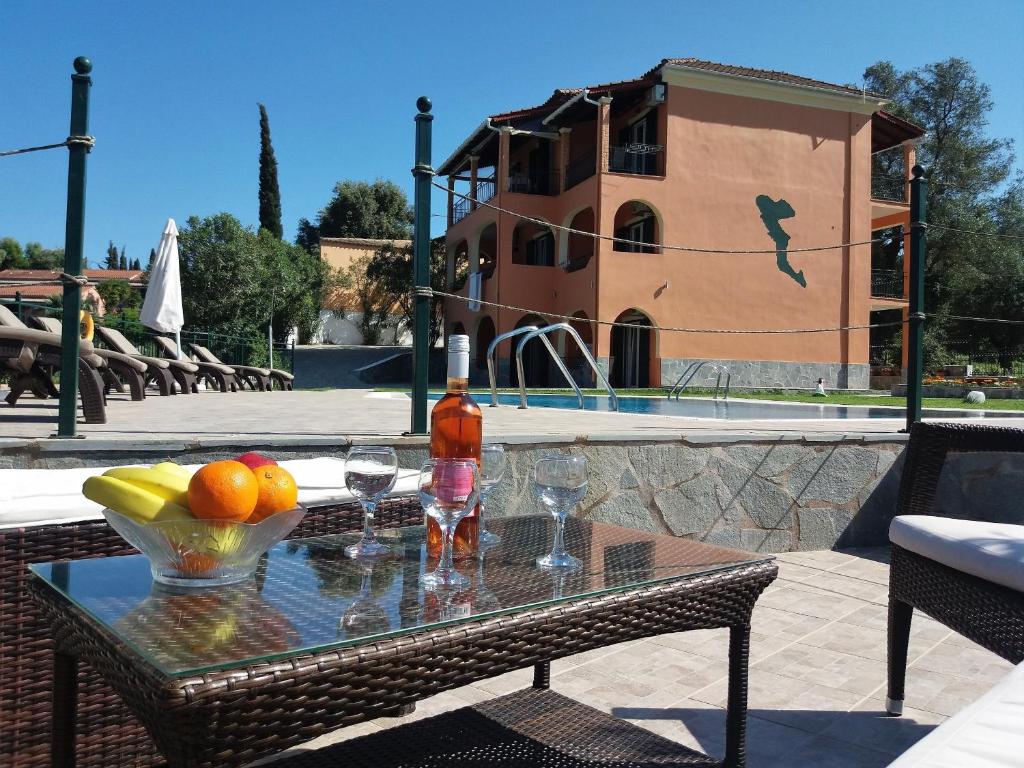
xmin=344 ymin=446 xmax=398 ymax=559
xmin=338 ymin=562 xmax=391 ymax=640
xmin=419 ymin=458 xmax=480 ymax=588
xmin=533 ymin=455 xmax=588 ymax=570
xmin=478 ymin=444 xmax=507 ymax=547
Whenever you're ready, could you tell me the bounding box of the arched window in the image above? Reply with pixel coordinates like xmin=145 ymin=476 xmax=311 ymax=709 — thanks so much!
xmin=512 ymin=220 xmax=556 ymax=267
xmin=566 ymin=208 xmax=595 ymax=272
xmin=612 ymin=201 xmax=660 ymax=254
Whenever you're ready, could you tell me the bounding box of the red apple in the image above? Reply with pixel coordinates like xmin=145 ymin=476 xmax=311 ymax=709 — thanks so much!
xmin=235 ymin=452 xmax=278 ymax=471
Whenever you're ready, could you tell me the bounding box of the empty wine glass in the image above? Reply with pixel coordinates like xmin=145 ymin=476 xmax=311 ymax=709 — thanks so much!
xmin=419 ymin=458 xmax=480 ymax=588
xmin=533 ymin=455 xmax=588 ymax=570
xmin=338 ymin=563 xmax=391 ymax=639
xmin=344 ymin=446 xmax=398 ymax=559
xmin=478 ymin=444 xmax=507 ymax=547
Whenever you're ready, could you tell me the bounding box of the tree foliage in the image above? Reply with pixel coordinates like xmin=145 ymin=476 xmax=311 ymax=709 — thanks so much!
xmin=298 ymin=179 xmax=412 ymax=251
xmin=1 ymin=237 xmax=27 ymax=270
xmin=364 ymin=236 xmax=448 ymax=347
xmin=178 ymin=213 xmax=325 ymax=343
xmin=864 ymin=58 xmax=1024 ymax=368
xmin=95 ymin=279 xmax=141 ymax=317
xmin=105 ymin=240 xmax=120 ymax=269
xmin=257 ymin=103 xmax=283 ymax=239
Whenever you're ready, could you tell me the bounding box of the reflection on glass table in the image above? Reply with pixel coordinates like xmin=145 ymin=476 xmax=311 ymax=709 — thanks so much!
xmin=29 ymin=516 xmax=771 ymax=677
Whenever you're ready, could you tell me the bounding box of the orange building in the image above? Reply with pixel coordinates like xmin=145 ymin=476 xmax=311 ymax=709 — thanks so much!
xmin=439 ymin=58 xmax=923 ymax=390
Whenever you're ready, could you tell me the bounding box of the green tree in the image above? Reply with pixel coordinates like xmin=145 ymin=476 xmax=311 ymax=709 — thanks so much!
xmin=178 ymin=213 xmax=325 ymax=343
xmin=0 ymin=237 xmax=27 ymax=269
xmin=24 ymin=242 xmax=64 ymax=269
xmin=147 ymin=248 xmax=156 ymax=269
xmin=130 ymin=258 xmax=141 ymax=271
xmin=364 ymin=236 xmax=448 ymax=347
xmin=300 ymin=179 xmax=412 ymax=251
xmin=95 ymin=279 xmax=142 ymax=316
xmin=864 ymin=58 xmax=1022 ymax=363
xmin=118 ymin=250 xmax=127 ymax=270
xmin=105 ymin=240 xmax=119 ymax=269
xmin=258 ymin=103 xmax=283 ymax=239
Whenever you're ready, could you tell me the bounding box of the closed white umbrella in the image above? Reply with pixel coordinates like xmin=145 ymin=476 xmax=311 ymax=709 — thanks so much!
xmin=139 ymin=218 xmax=185 ymax=359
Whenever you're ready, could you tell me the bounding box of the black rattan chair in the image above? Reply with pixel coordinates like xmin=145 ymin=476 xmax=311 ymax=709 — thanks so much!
xmin=887 ymin=421 xmax=1024 ymax=715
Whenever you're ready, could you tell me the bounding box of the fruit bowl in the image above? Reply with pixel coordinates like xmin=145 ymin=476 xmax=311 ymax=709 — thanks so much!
xmin=102 ymin=506 xmax=306 ymax=587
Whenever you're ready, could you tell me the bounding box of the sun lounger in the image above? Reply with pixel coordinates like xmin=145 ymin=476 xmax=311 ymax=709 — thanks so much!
xmin=30 ymin=316 xmax=150 ymax=401
xmin=192 ymin=341 xmax=294 ymax=391
xmin=93 ymin=325 xmax=205 ymax=394
xmin=0 ymin=305 xmax=106 ymax=423
xmin=150 ymin=336 xmax=248 ymax=392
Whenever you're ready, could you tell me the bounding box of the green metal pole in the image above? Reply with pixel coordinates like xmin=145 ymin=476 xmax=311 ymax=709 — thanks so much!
xmin=410 ymin=96 xmax=433 ymax=434
xmin=56 ymin=56 xmax=92 ymax=438
xmin=905 ymin=165 xmax=927 ymax=433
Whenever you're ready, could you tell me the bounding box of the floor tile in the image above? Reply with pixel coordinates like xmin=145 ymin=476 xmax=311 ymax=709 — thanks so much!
xmin=801 ymin=618 xmax=948 ymax=663
xmin=820 ymin=697 xmax=945 ymax=756
xmin=752 ymin=643 xmax=886 ymax=696
xmin=756 ymin=585 xmax=863 ymax=620
xmin=910 ymin=642 xmax=1014 ymax=684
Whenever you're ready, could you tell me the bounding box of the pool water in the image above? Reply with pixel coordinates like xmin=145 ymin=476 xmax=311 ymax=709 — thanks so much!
xmin=446 ymin=393 xmax=1023 ymax=421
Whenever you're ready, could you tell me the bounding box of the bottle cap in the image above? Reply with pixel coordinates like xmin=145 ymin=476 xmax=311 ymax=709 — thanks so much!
xmin=448 ymin=334 xmax=470 ymax=353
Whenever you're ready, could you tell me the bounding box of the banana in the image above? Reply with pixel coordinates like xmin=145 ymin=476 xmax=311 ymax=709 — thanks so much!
xmin=83 ymin=475 xmax=192 ymax=523
xmin=104 ymin=467 xmax=190 ymax=507
xmin=153 ymin=462 xmax=193 ymax=479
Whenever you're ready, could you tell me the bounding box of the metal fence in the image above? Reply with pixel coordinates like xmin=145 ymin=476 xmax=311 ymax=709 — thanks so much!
xmin=1 ymin=299 xmax=294 ymax=372
xmin=871 ymin=269 xmax=904 ymax=298
xmin=871 ymin=174 xmax=907 ymax=202
xmin=870 ymin=340 xmax=1024 ymax=378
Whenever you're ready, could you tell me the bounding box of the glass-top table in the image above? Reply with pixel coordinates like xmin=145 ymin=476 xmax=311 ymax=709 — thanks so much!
xmin=30 ymin=516 xmax=770 ymax=677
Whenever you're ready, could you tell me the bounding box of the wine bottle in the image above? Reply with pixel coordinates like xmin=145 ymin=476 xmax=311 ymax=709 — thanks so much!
xmin=428 ymin=334 xmax=481 ymax=559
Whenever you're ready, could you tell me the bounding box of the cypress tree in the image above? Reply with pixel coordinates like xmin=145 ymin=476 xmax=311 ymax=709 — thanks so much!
xmin=119 ymin=249 xmax=127 ymax=270
xmin=258 ymin=103 xmax=283 ymax=239
xmin=147 ymin=248 xmax=156 ymax=270
xmin=105 ymin=240 xmax=119 ymax=269
xmin=131 ymin=258 xmax=141 ymax=270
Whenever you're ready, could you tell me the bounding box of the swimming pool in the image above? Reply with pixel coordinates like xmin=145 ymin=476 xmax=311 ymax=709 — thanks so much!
xmin=450 ymin=393 xmax=1024 ymax=421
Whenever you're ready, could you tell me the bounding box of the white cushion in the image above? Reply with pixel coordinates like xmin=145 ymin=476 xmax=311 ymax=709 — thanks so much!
xmin=888 ymin=661 xmax=1024 ymax=767
xmin=889 ymin=515 xmax=1024 ymax=593
xmin=0 ymin=457 xmax=419 ymax=530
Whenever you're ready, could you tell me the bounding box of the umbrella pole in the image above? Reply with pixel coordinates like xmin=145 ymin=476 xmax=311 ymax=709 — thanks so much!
xmin=175 ymin=330 xmax=183 ymax=361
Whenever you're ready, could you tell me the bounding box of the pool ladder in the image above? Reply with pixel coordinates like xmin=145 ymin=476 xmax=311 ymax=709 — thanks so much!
xmin=667 ymin=361 xmax=732 ymax=400
xmin=486 ymin=323 xmax=619 ymax=411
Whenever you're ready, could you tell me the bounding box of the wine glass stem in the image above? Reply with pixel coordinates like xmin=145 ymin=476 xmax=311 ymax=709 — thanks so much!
xmin=551 ymin=511 xmax=567 ymax=558
xmin=438 ymin=521 xmax=455 ymax=575
xmin=479 ymin=496 xmax=488 ymax=535
xmin=362 ymin=501 xmax=377 ymax=543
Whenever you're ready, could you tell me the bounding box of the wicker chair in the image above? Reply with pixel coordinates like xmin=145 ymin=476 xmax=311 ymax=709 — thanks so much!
xmin=887 ymin=421 xmax=1024 ymax=716
xmin=0 ymin=495 xmax=423 ymax=768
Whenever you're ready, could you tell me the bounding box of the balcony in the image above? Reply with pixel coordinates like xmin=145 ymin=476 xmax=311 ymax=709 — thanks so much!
xmin=565 ymin=150 xmax=596 ymax=190
xmin=475 ymin=175 xmax=496 ymax=204
xmin=452 ymin=197 xmax=471 ymax=225
xmin=871 ymin=268 xmax=904 ymax=299
xmin=871 ymin=174 xmax=907 ymax=203
xmin=507 ymin=170 xmax=559 ymax=196
xmin=608 ymin=144 xmax=663 ymax=176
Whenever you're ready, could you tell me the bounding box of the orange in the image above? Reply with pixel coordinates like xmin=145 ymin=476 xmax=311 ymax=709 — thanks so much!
xmin=188 ymin=461 xmax=258 ymax=522
xmin=248 ymin=465 xmax=299 ymax=523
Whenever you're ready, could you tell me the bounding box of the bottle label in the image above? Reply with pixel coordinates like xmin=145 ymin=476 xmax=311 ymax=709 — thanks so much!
xmin=447 ymin=350 xmax=469 ymax=381
xmin=434 ymin=462 xmax=474 ymax=505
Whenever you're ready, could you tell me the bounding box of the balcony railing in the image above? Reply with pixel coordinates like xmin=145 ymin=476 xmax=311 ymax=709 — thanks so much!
xmin=452 ymin=197 xmax=471 ymax=225
xmin=507 ymin=171 xmax=559 ymax=196
xmin=871 ymin=174 xmax=907 ymax=203
xmin=871 ymin=268 xmax=904 ymax=299
xmin=565 ymin=151 xmax=596 ymax=190
xmin=475 ymin=175 xmax=496 ymax=204
xmin=608 ymin=144 xmax=663 ymax=176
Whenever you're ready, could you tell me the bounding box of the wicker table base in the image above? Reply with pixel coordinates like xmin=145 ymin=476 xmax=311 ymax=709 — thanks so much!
xmin=273 ymin=687 xmax=720 ymax=767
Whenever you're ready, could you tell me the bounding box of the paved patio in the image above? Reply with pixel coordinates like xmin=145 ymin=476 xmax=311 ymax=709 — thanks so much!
xmin=259 ymin=547 xmax=1009 ymax=768
xmin=3 ymin=388 xmax=1023 ymax=447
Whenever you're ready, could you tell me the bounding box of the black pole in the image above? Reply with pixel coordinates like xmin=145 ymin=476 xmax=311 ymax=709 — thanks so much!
xmin=905 ymin=165 xmax=927 ymax=432
xmin=410 ymin=96 xmax=433 ymax=434
xmin=56 ymin=57 xmax=92 ymax=438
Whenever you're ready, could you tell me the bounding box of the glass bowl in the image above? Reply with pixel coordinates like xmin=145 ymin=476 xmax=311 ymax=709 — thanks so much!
xmin=102 ymin=506 xmax=306 ymax=587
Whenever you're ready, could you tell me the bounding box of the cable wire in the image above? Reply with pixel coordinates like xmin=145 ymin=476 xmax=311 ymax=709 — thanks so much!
xmin=926 ymin=223 xmax=1024 ymax=242
xmin=0 ymin=135 xmax=95 ymax=158
xmin=434 ymin=182 xmax=882 ymax=255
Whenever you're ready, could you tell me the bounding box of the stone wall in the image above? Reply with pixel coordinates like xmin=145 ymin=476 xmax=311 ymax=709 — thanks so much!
xmin=662 ymin=359 xmax=869 ymax=390
xmin=7 ymin=432 xmax=1023 ymax=553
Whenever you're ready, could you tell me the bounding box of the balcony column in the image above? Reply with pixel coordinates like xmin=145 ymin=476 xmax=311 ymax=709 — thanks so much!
xmin=558 ymin=127 xmax=571 ymax=193
xmin=497 ymin=128 xmax=511 ymax=195
xmin=902 ymin=144 xmax=916 ymax=204
xmin=469 ymin=155 xmax=479 ymax=210
xmin=597 ymin=97 xmax=612 ymax=173
xmin=447 ymin=175 xmax=455 ymax=228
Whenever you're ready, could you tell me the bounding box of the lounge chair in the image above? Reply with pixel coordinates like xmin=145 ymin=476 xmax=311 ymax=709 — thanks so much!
xmin=93 ymin=325 xmax=204 ymax=395
xmin=192 ymin=341 xmax=294 ymax=391
xmin=0 ymin=305 xmax=106 ymax=423
xmin=30 ymin=316 xmax=149 ymax=401
xmin=150 ymin=336 xmax=247 ymax=392
xmin=886 ymin=421 xmax=1024 ymax=716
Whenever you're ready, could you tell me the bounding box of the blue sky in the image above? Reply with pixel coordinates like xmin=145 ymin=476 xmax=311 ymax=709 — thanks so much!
xmin=1 ymin=0 xmax=1021 ymax=265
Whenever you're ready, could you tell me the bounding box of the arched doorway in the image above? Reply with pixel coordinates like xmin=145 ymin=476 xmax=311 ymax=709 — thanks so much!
xmin=512 ymin=219 xmax=556 ymax=267
xmin=477 ymin=223 xmax=497 ymax=276
xmin=449 ymin=239 xmax=469 ymax=289
xmin=612 ymin=201 xmax=660 ymax=254
xmin=565 ymin=311 xmax=595 ymax=387
xmin=509 ymin=313 xmax=551 ymax=388
xmin=565 ymin=208 xmax=596 ymax=271
xmin=475 ymin=316 xmax=496 ymax=372
xmin=610 ymin=309 xmax=654 ymax=388
xmin=450 ymin=321 xmax=466 ymax=337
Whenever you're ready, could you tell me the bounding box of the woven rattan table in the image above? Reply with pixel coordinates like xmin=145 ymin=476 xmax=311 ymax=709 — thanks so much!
xmin=29 ymin=516 xmax=777 ymax=768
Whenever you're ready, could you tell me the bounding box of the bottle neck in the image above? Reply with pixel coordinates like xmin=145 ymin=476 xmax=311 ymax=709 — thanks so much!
xmin=446 ymin=376 xmax=469 ymax=394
